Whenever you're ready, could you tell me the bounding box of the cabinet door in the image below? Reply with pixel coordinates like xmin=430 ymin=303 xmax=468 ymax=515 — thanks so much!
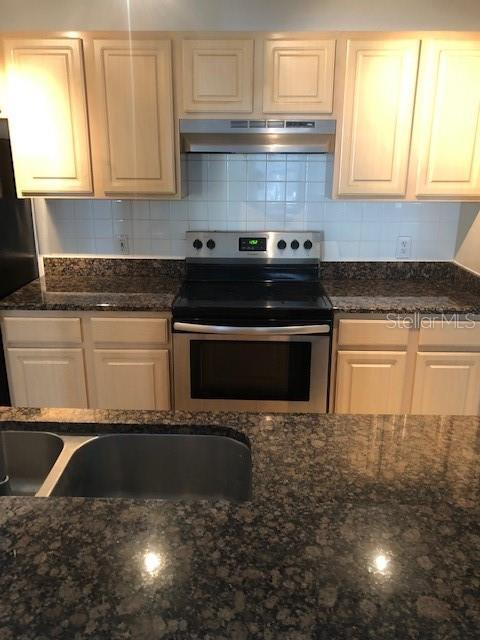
xmin=7 ymin=348 xmax=88 ymax=408
xmin=337 ymin=39 xmax=419 ymax=197
xmin=411 ymin=352 xmax=480 ymax=415
xmin=414 ymin=40 xmax=480 ymax=198
xmin=93 ymin=39 xmax=175 ymax=195
xmin=3 ymin=38 xmax=92 ymax=195
xmin=93 ymin=349 xmax=171 ymax=410
xmin=263 ymin=39 xmax=335 ymax=113
xmin=335 ymin=351 xmax=407 ymax=414
xmin=182 ymin=39 xmax=254 ymax=113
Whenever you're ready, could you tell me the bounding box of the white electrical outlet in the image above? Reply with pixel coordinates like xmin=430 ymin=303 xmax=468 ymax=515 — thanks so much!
xmin=117 ymin=234 xmax=130 ymax=255
xmin=396 ymin=236 xmax=412 ymax=259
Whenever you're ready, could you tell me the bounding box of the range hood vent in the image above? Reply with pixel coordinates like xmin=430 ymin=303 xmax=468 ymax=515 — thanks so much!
xmin=180 ymin=119 xmax=335 ymax=154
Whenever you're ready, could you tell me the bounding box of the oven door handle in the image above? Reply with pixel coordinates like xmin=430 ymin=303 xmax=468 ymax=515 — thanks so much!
xmin=173 ymin=322 xmax=331 ymax=335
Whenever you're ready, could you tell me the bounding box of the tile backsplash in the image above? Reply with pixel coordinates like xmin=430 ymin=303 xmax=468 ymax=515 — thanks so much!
xmin=34 ymin=153 xmax=461 ymax=261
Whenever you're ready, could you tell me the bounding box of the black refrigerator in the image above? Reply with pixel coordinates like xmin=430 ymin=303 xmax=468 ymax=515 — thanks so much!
xmin=0 ymin=119 xmax=38 ymax=405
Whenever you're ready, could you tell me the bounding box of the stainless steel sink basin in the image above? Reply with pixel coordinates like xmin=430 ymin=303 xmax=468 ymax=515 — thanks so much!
xmin=1 ymin=431 xmax=64 ymax=495
xmin=50 ymin=434 xmax=252 ymax=501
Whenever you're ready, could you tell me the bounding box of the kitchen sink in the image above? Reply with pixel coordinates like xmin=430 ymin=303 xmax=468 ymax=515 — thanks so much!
xmin=49 ymin=433 xmax=252 ymax=501
xmin=1 ymin=431 xmax=64 ymax=496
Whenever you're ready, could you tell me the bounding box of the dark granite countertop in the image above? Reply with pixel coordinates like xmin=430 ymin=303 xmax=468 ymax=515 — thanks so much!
xmin=323 ymin=278 xmax=480 ymax=314
xmin=0 ymin=407 xmax=479 ymax=638
xmin=0 ymin=276 xmax=182 ymax=312
xmin=0 ymin=259 xmax=479 ymax=315
xmin=0 ymin=258 xmax=185 ymax=313
xmin=321 ymin=261 xmax=480 ymax=314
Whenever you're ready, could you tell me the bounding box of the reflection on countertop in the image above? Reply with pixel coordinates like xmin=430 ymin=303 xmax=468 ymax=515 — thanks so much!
xmin=0 ymin=408 xmax=479 ymax=638
xmin=0 ymin=275 xmax=182 ymax=312
xmin=323 ymin=277 xmax=480 ymax=314
xmin=0 ymin=257 xmax=184 ymax=312
xmin=321 ymin=260 xmax=480 ymax=314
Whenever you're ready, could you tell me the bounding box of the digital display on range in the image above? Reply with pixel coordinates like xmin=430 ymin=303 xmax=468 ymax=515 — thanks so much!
xmin=239 ymin=237 xmax=267 ymax=252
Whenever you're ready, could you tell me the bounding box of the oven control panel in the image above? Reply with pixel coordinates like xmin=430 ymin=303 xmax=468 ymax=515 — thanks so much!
xmin=186 ymin=231 xmax=321 ymax=259
xmin=239 ymin=237 xmax=268 ymax=252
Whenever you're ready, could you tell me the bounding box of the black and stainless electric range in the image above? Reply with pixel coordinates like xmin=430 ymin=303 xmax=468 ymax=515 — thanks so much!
xmin=172 ymin=231 xmax=333 ymax=413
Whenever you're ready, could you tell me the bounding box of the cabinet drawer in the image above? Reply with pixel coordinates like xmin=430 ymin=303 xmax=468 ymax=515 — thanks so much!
xmin=418 ymin=321 xmax=480 ymax=350
xmin=3 ymin=317 xmax=82 ymax=345
xmin=90 ymin=317 xmax=169 ymax=346
xmin=338 ymin=319 xmax=410 ymax=349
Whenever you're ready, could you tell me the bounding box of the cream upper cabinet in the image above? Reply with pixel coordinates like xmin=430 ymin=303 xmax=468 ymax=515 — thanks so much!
xmin=263 ymin=39 xmax=335 ymax=113
xmin=93 ymin=349 xmax=171 ymax=410
xmin=92 ymin=39 xmax=176 ymax=195
xmin=337 ymin=39 xmax=420 ymax=197
xmin=182 ymin=39 xmax=254 ymax=113
xmin=411 ymin=352 xmax=480 ymax=415
xmin=335 ymin=350 xmax=407 ymax=414
xmin=413 ymin=40 xmax=480 ymax=198
xmin=3 ymin=38 xmax=92 ymax=196
xmin=7 ymin=347 xmax=88 ymax=408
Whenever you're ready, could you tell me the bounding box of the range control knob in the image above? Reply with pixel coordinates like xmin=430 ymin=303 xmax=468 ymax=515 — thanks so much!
xmin=291 ymin=239 xmax=300 ymax=250
xmin=193 ymin=239 xmax=203 ymax=250
xmin=277 ymin=239 xmax=287 ymax=250
xmin=303 ymin=239 xmax=313 ymax=250
xmin=206 ymin=239 xmax=216 ymax=250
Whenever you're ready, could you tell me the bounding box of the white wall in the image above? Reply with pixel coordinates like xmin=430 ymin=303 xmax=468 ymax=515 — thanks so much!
xmin=34 ymin=152 xmax=461 ymax=261
xmin=0 ymin=0 xmax=480 ymax=31
xmin=455 ymin=204 xmax=480 ymax=274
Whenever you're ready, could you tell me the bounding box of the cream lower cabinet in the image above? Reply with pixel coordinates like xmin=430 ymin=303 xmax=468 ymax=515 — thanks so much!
xmin=335 ymin=351 xmax=407 ymax=414
xmin=1 ymin=313 xmax=172 ymax=410
xmin=412 ymin=320 xmax=480 ymax=415
xmin=93 ymin=349 xmax=170 ymax=410
xmin=334 ymin=317 xmax=480 ymax=416
xmin=411 ymin=352 xmax=480 ymax=415
xmin=7 ymin=348 xmax=88 ymax=408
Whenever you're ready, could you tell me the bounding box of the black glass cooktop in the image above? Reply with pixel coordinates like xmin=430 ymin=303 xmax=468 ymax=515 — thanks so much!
xmin=173 ymin=280 xmax=333 ymax=322
xmin=173 ymin=258 xmax=333 ymax=323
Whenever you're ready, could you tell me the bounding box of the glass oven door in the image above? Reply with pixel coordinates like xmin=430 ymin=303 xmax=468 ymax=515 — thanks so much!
xmin=191 ymin=339 xmax=311 ymax=401
xmin=173 ymin=327 xmax=330 ymax=413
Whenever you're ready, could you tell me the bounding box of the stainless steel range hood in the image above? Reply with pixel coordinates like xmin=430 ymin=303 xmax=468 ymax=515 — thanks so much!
xmin=180 ymin=119 xmax=335 ymax=154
